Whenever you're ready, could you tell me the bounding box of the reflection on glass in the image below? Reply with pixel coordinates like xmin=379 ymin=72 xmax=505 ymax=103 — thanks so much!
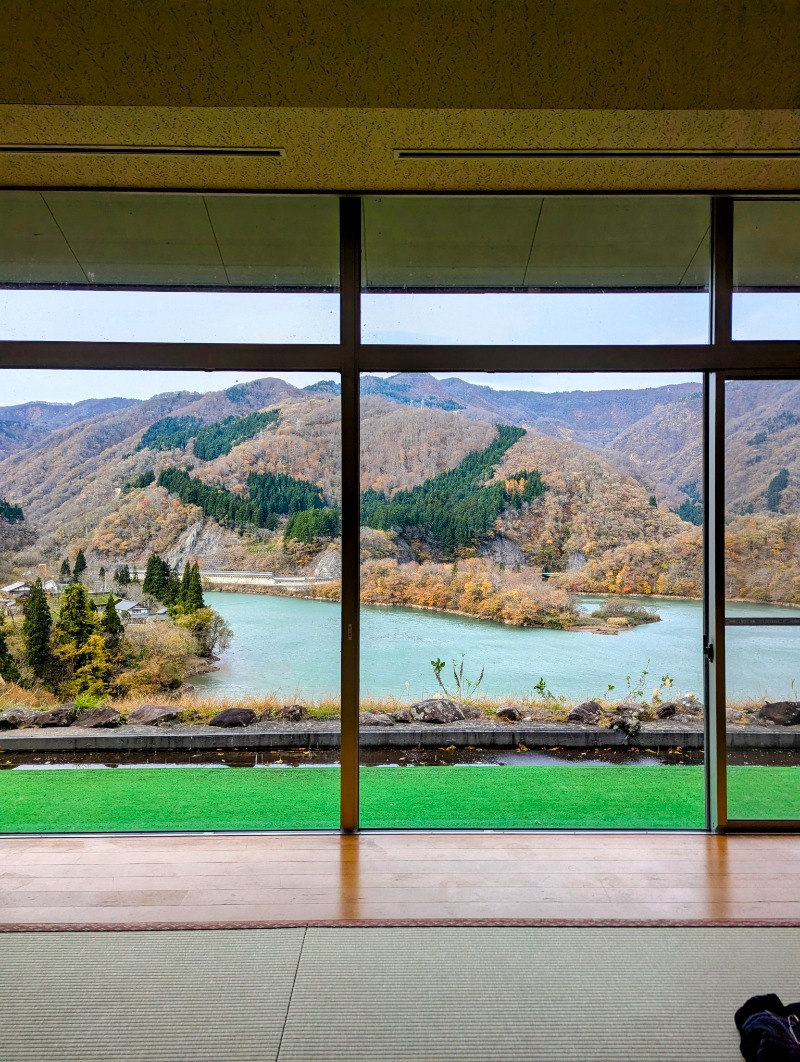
xmin=358 ymin=371 xmax=705 ymax=829
xmin=0 ymin=369 xmax=341 ymax=832
xmin=724 ymin=378 xmax=800 ymax=820
xmin=726 ymin=628 xmax=800 ymax=820
xmin=0 ymin=191 xmax=339 ymax=342
xmin=362 ymin=196 xmax=710 ymax=344
xmin=724 ymin=379 xmax=800 ymax=605
xmin=733 ymin=200 xmax=800 ymax=340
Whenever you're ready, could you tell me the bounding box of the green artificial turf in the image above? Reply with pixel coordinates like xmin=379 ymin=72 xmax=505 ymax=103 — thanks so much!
xmin=0 ymin=766 xmax=797 ymax=833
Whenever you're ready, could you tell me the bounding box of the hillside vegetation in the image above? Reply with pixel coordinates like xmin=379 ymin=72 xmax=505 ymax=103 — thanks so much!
xmin=0 ymin=373 xmax=798 ymax=617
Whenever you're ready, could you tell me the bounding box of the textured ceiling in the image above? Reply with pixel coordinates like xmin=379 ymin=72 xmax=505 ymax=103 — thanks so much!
xmin=2 ymin=107 xmax=800 ymax=193
xmin=1 ymin=2 xmax=799 ymax=194
xmin=3 ymin=0 xmax=799 ymax=109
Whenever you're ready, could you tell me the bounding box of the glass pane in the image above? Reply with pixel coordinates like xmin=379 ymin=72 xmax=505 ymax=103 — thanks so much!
xmin=0 ymin=368 xmax=340 ymax=832
xmin=726 ymin=627 xmax=800 ymax=820
xmin=359 ymin=371 xmax=705 ymax=829
xmin=362 ymin=196 xmax=710 ymax=344
xmin=725 ymin=379 xmax=800 ymax=605
xmin=724 ymin=377 xmax=800 ymax=820
xmin=733 ymin=200 xmax=800 ymax=340
xmin=0 ymin=192 xmax=339 ymax=342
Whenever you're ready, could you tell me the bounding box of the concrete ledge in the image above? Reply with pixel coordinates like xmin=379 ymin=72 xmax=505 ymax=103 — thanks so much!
xmin=0 ymin=723 xmax=798 ymax=752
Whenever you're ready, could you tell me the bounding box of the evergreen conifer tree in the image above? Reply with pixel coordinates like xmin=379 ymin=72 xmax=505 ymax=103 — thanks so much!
xmin=100 ymin=594 xmax=124 ymax=650
xmin=163 ymin=566 xmax=181 ymax=606
xmin=59 ymin=558 xmax=71 ymax=581
xmin=184 ymin=563 xmax=205 ymax=612
xmin=142 ymin=554 xmax=163 ymax=597
xmin=0 ymin=621 xmax=20 ymax=682
xmin=178 ymin=563 xmax=192 ymax=609
xmin=21 ymin=578 xmax=52 ymax=681
xmin=72 ymin=548 xmax=88 ymax=582
xmin=55 ymin=584 xmax=95 ymax=650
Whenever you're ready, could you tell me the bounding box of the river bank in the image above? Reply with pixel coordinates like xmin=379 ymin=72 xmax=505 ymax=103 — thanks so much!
xmin=239 ymin=585 xmax=618 ymax=633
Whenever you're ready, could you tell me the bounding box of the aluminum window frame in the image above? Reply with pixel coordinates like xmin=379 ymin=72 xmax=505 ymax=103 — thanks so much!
xmin=1 ymin=190 xmax=799 ymax=834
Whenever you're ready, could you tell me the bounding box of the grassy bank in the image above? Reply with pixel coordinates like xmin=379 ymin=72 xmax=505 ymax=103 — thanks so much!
xmin=1 ymin=765 xmax=797 ymax=832
xmin=0 ymin=683 xmax=765 ymax=724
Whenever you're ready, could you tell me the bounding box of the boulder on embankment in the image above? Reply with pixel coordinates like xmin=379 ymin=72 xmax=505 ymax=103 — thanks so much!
xmin=758 ymin=701 xmax=800 ymax=726
xmin=209 ymin=708 xmax=256 ymax=728
xmin=277 ymin=704 xmax=307 ymax=722
xmin=34 ymin=705 xmax=77 ymax=727
xmin=607 ymin=705 xmax=642 ymax=737
xmin=72 ymin=708 xmax=121 ymax=728
xmin=360 ymin=712 xmax=396 ymax=727
xmin=393 ymin=699 xmax=468 ymax=724
xmin=674 ymin=695 xmax=703 ymax=717
xmin=568 ymin=701 xmax=603 ymax=724
xmin=0 ymin=707 xmax=36 ymax=730
xmin=126 ymin=704 xmax=182 ymax=726
xmin=495 ymin=704 xmax=524 ymax=722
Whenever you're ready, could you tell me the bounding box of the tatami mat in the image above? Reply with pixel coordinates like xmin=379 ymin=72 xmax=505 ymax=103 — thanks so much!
xmin=1 ymin=927 xmax=798 ymax=1061
xmin=280 ymin=927 xmax=800 ymax=1062
xmin=0 ymin=929 xmax=304 ymax=1062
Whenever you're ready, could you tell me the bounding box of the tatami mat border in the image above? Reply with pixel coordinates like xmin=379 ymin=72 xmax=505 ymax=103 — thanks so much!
xmin=3 ymin=918 xmax=800 ymax=932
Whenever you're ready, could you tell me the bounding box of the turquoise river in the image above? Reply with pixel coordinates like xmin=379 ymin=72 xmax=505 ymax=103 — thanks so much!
xmin=191 ymin=592 xmax=800 ymax=704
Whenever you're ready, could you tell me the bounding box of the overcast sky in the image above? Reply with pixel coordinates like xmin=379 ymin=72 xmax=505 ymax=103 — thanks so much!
xmin=0 ymin=288 xmax=792 ymax=405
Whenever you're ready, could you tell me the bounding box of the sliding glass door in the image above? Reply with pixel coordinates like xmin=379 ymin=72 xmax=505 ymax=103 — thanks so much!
xmin=711 ymin=376 xmax=800 ymax=826
xmin=1 ymin=189 xmax=799 ymax=832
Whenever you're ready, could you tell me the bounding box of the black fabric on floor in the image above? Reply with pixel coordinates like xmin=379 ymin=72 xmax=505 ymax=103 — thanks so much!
xmin=736 ymin=994 xmax=800 ymax=1061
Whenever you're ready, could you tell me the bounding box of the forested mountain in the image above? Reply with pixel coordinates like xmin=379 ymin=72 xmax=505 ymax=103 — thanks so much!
xmin=0 ymin=373 xmax=797 ymax=604
xmin=0 ymin=396 xmax=137 ymax=460
xmin=361 ymin=426 xmax=544 ymax=557
xmin=355 ymin=374 xmax=800 ymax=522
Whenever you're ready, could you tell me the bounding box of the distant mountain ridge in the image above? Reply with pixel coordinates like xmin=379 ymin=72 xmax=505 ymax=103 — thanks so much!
xmin=0 ymin=396 xmax=139 ymax=460
xmin=0 ymin=373 xmax=796 ymax=602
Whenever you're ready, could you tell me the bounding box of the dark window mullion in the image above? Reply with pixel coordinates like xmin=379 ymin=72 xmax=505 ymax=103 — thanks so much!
xmin=339 ymin=196 xmax=361 ymax=833
xmin=710 ymin=197 xmax=734 ymax=346
xmin=0 ymin=341 xmax=343 ymax=374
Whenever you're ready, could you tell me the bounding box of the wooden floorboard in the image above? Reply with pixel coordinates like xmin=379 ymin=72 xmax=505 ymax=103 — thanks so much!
xmin=1 ymin=833 xmax=800 ymax=927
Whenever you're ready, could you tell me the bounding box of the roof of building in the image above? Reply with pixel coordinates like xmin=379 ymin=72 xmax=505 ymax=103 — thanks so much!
xmin=114 ymin=599 xmax=140 ymax=611
xmin=1 ymin=581 xmax=30 ymax=593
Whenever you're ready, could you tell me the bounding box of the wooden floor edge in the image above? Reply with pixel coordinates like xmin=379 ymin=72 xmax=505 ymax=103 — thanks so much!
xmin=3 ymin=918 xmax=800 ymax=932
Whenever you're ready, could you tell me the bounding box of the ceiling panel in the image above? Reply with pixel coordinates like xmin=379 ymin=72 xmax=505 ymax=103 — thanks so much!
xmin=363 ymin=197 xmax=544 ymax=288
xmin=0 ymin=192 xmax=339 ymax=289
xmin=43 ymin=192 xmax=226 ymax=285
xmin=524 ymin=198 xmax=710 ymax=288
xmin=0 ymin=191 xmax=87 ymax=283
xmin=735 ymin=201 xmax=800 ymax=288
xmin=205 ymin=196 xmax=339 ymax=287
xmin=363 ymin=195 xmax=710 ymax=290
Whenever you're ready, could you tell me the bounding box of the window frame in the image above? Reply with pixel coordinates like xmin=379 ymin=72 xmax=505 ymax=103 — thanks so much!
xmin=1 ymin=190 xmax=799 ymax=834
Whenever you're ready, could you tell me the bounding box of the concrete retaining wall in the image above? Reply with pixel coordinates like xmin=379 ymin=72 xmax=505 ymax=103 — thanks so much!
xmin=1 ymin=725 xmax=798 ymax=753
